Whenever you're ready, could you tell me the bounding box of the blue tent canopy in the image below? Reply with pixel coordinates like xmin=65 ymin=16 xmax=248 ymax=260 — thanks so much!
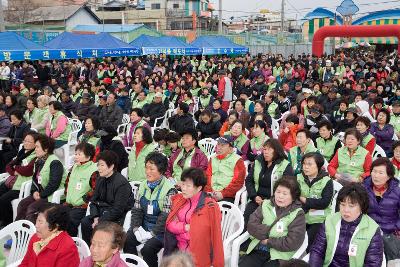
xmin=45 ymin=32 xmax=141 ymax=58
xmin=130 ymin=35 xmax=202 ymax=55
xmin=190 ymin=36 xmax=248 ymax=55
xmin=0 ymin=32 xmax=52 ymax=61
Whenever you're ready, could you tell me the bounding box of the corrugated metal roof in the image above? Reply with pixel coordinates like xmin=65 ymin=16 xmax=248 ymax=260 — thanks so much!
xmin=73 ymin=24 xmax=145 ymax=33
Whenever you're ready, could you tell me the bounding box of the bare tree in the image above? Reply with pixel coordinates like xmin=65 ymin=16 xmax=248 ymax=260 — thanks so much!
xmin=5 ymin=0 xmax=38 ymax=24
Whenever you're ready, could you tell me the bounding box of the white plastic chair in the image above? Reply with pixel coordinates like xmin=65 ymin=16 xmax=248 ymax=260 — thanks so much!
xmin=120 ymin=253 xmax=149 ymax=267
xmin=122 ymin=114 xmax=130 ymax=124
xmin=198 ymin=138 xmax=218 ymax=158
xmin=373 ymin=144 xmax=386 ymax=160
xmin=12 ymin=180 xmax=32 ymax=221
xmin=117 ymin=123 xmax=128 ymax=137
xmin=51 ymin=189 xmax=65 ymax=204
xmin=58 ymin=120 xmax=82 ymax=167
xmin=0 ymin=172 xmax=8 ymax=184
xmin=121 ymin=167 xmax=128 ymax=179
xmin=123 ymin=211 xmax=132 ymax=232
xmin=0 ymin=220 xmax=36 ymax=265
xmin=271 ymin=118 xmax=280 ymax=139
xmin=72 ymin=237 xmax=90 ymax=260
xmin=218 ymin=201 xmax=244 ymax=266
xmin=234 ymin=185 xmax=248 ymax=214
xmin=231 ymin=231 xmax=308 ymax=267
xmin=331 ymin=180 xmax=343 ymax=214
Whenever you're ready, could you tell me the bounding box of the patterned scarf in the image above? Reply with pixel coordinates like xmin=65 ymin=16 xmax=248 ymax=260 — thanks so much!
xmin=33 ymin=231 xmax=61 ymax=255
xmin=147 ymin=178 xmax=162 ymax=190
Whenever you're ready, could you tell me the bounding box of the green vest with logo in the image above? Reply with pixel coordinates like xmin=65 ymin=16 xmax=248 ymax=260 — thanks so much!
xmin=226 ymin=132 xmax=248 ymax=153
xmin=172 ymin=149 xmax=195 ymax=181
xmin=323 ymin=213 xmax=379 ymax=267
xmin=253 ymin=159 xmax=289 ymax=192
xmin=247 ymin=200 xmax=302 ymax=260
xmin=37 ymin=154 xmax=66 ymax=202
xmin=199 ymin=95 xmax=211 ymax=108
xmin=361 ymin=133 xmax=374 ymax=149
xmin=390 ymin=113 xmax=400 ymax=133
xmin=12 ymin=151 xmax=36 ymax=190
xmin=211 ymin=152 xmax=241 ymax=191
xmin=267 ymin=102 xmax=279 ymax=118
xmin=337 ymin=146 xmax=368 ymax=182
xmin=297 ymin=174 xmax=331 ymax=224
xmin=35 ymin=107 xmax=49 ymax=134
xmin=50 ymin=111 xmax=71 ymax=142
xmin=138 ymin=177 xmax=174 ymax=209
xmin=250 ymin=132 xmax=269 ymax=152
xmin=289 ymin=143 xmax=317 ymax=175
xmin=316 ymin=136 xmax=339 ymax=161
xmin=66 ymin=161 xmax=97 ymax=207
xmin=128 ymin=143 xmax=155 ymax=182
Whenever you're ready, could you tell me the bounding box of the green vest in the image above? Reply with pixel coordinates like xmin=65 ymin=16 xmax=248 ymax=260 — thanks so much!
xmin=211 ymin=152 xmax=241 ymax=191
xmin=361 ymin=133 xmax=373 ymax=148
xmin=24 ymin=108 xmax=37 ymax=124
xmin=337 ymin=146 xmax=369 ymax=182
xmin=227 ymin=132 xmax=248 ymax=153
xmin=297 ymin=174 xmax=331 ymax=224
xmin=79 ymin=134 xmax=99 ymax=147
xmin=50 ymin=111 xmax=71 ymax=141
xmin=245 ymin=99 xmax=253 ymax=113
xmin=390 ymin=113 xmax=400 ymax=133
xmin=138 ymin=177 xmax=174 ymax=209
xmin=146 ymin=92 xmax=155 ymax=104
xmin=323 ymin=213 xmax=379 ymax=267
xmin=316 ymin=136 xmax=339 ymax=161
xmin=65 ymin=161 xmax=97 ymax=207
xmin=36 ymin=107 xmax=49 ymax=134
xmin=132 ymin=99 xmax=147 ymax=109
xmin=12 ymin=151 xmax=36 ymax=190
xmin=128 ymin=143 xmax=155 ymax=182
xmin=273 ymin=66 xmax=283 ymax=77
xmin=253 ymin=159 xmax=289 ymax=192
xmin=37 ymin=154 xmax=66 ymax=201
xmin=267 ymin=102 xmax=278 ymax=118
xmin=71 ymin=93 xmax=81 ymax=103
xmin=172 ymin=149 xmax=195 ymax=181
xmin=199 ymin=95 xmax=211 ymax=108
xmin=247 ymin=200 xmax=302 ymax=260
xmin=289 ymin=143 xmax=317 ymax=175
xmin=250 ymin=132 xmax=269 ymax=152
xmin=190 ymin=87 xmax=201 ymax=97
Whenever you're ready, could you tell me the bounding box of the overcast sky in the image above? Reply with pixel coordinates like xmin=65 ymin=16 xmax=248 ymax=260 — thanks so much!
xmin=210 ymin=0 xmax=400 ymax=20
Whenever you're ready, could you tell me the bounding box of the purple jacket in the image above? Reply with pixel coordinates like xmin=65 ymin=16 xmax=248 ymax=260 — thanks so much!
xmin=166 ymin=147 xmax=209 ymax=178
xmin=369 ymin=122 xmax=394 ymax=153
xmin=363 ymin=177 xmax=400 ymax=234
xmin=79 ymin=252 xmax=128 ymax=267
xmin=0 ymin=115 xmax=11 ymax=137
xmin=309 ymin=215 xmax=383 ymax=267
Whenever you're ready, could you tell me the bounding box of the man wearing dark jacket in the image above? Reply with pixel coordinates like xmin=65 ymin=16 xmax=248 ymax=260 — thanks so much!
xmin=60 ymin=91 xmax=77 ymax=118
xmin=251 ymin=75 xmax=267 ymax=100
xmin=80 ymin=150 xmax=133 ymax=245
xmin=74 ymin=93 xmax=97 ymax=121
xmin=143 ymin=92 xmax=166 ymax=127
xmin=0 ymin=105 xmax=11 ymax=137
xmin=168 ymin=102 xmax=195 ymax=135
xmin=99 ymin=92 xmax=123 ymax=129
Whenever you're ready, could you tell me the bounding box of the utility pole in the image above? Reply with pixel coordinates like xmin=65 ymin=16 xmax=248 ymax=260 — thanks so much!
xmin=218 ymin=0 xmax=222 ymax=34
xmin=280 ymin=0 xmax=284 ymax=32
xmin=0 ymin=0 xmax=5 ymax=32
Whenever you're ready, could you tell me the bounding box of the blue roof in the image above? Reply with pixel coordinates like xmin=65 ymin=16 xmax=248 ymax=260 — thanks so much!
xmin=191 ymin=36 xmax=246 ymax=48
xmin=45 ymin=32 xmax=137 ymax=49
xmin=73 ymin=24 xmax=145 ymax=33
xmin=353 ymin=9 xmax=400 ymax=25
xmin=0 ymin=32 xmax=47 ymax=51
xmin=130 ymin=35 xmax=202 ymax=55
xmin=303 ymin=8 xmax=343 ymax=25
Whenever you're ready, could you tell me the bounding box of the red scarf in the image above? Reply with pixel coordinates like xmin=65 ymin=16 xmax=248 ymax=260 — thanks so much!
xmin=216 ymin=153 xmax=229 ymax=160
xmin=392 ymin=158 xmax=400 ymax=170
xmin=135 ymin=141 xmax=146 ymax=158
xmin=373 ymin=183 xmax=388 ymax=197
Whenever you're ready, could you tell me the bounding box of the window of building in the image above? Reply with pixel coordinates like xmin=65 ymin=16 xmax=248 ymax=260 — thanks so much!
xmin=151 ymin=3 xmax=161 ymax=9
xmin=173 ymin=3 xmax=179 ymax=9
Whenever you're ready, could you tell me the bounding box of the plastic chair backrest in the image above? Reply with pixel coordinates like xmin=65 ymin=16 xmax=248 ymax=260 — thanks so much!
xmin=120 ymin=253 xmax=149 ymax=267
xmin=130 ymin=181 xmax=141 ymax=198
xmin=331 ymin=180 xmax=343 ymax=214
xmin=198 ymin=138 xmax=218 ymax=157
xmin=373 ymin=145 xmax=386 ymax=160
xmin=218 ymin=201 xmax=244 ymax=260
xmin=0 ymin=220 xmax=36 ymax=265
xmin=121 ymin=167 xmax=128 ymax=179
xmin=72 ymin=237 xmax=90 ymax=261
xmin=123 ymin=211 xmax=132 ymax=232
xmin=122 ymin=114 xmax=130 ymax=124
xmin=271 ymin=118 xmax=280 ymax=139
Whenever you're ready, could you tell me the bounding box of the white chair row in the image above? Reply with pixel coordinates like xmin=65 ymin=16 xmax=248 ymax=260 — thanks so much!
xmin=57 ymin=119 xmax=83 ymax=167
xmin=198 ymin=138 xmax=218 ymax=160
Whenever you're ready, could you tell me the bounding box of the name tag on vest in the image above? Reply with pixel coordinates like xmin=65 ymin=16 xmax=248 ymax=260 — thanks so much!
xmin=309 ymin=209 xmax=324 ymax=216
xmin=37 ymin=175 xmax=42 ymax=184
xmin=348 ymin=244 xmax=358 ymax=257
xmin=276 ymin=221 xmax=284 ymax=233
xmin=147 ymin=204 xmax=154 ymax=215
xmin=76 ymin=182 xmax=82 ymax=191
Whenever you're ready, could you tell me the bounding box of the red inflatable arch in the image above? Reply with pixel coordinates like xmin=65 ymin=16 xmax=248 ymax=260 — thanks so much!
xmin=312 ymin=25 xmax=400 ymax=57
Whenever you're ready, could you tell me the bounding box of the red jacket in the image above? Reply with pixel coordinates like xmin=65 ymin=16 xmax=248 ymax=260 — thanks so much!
xmin=165 ymin=193 xmax=224 ymax=267
xmin=328 ymin=149 xmax=372 ymax=180
xmin=20 ymin=231 xmax=80 ymax=267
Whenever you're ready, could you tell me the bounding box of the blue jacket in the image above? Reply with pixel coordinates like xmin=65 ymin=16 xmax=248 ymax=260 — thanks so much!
xmin=363 ymin=177 xmax=400 ymax=234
